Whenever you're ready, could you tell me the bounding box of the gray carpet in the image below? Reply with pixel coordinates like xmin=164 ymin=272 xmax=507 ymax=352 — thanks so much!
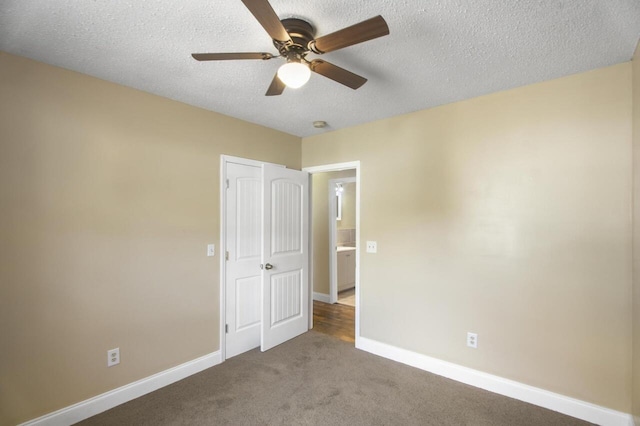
xmin=78 ymin=331 xmax=592 ymax=425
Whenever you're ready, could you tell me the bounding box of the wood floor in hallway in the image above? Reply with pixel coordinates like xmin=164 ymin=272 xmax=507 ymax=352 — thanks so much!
xmin=312 ymin=300 xmax=355 ymax=343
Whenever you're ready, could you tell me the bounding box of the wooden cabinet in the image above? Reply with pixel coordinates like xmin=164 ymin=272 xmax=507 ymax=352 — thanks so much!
xmin=337 ymin=249 xmax=356 ymax=291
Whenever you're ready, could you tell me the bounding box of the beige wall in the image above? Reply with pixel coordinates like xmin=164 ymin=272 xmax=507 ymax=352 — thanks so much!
xmin=303 ymin=63 xmax=633 ymax=411
xmin=311 ymin=170 xmax=356 ymax=295
xmin=337 ymin=182 xmax=356 ymax=230
xmin=0 ymin=52 xmax=300 ymax=425
xmin=2 ymin=48 xmax=636 ymax=423
xmin=632 ymin=42 xmax=640 ymax=423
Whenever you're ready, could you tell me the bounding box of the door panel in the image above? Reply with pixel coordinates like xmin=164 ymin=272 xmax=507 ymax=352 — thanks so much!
xmin=236 ymin=276 xmax=261 ymax=330
xmin=261 ymin=165 xmax=309 ymax=351
xmin=270 ymin=269 xmax=302 ymax=326
xmin=236 ymin=177 xmax=261 ymax=259
xmin=226 ymin=162 xmax=262 ymax=358
xmin=271 ymin=180 xmax=302 ymax=254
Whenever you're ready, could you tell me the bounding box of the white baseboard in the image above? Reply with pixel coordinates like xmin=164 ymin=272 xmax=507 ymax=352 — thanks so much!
xmin=20 ymin=351 xmax=222 ymax=426
xmin=356 ymin=337 xmax=632 ymax=426
xmin=313 ymin=292 xmax=331 ymax=303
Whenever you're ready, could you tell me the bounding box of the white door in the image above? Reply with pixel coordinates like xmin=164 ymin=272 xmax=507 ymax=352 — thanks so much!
xmin=225 ymin=162 xmax=262 ymax=358
xmin=261 ymin=164 xmax=310 ymax=351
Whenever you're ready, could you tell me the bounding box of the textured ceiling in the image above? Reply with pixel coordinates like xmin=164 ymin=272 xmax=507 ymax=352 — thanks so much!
xmin=1 ymin=0 xmax=639 ymax=137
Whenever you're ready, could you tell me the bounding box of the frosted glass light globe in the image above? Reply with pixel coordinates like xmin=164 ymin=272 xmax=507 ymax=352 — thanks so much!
xmin=277 ymin=62 xmax=311 ymax=89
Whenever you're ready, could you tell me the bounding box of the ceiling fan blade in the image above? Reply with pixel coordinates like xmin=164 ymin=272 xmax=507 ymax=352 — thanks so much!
xmin=265 ymin=73 xmax=285 ymax=96
xmin=310 ymin=60 xmax=367 ymax=90
xmin=191 ymin=52 xmax=274 ymax=61
xmin=310 ymin=15 xmax=389 ymax=54
xmin=241 ymin=0 xmax=292 ymax=43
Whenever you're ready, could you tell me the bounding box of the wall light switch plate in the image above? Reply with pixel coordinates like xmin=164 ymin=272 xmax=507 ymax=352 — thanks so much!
xmin=366 ymin=241 xmax=377 ymax=253
xmin=207 ymin=244 xmax=215 ymax=257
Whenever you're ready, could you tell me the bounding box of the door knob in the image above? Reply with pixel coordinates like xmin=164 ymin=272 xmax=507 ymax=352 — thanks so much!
xmin=264 ymin=263 xmax=274 ymax=270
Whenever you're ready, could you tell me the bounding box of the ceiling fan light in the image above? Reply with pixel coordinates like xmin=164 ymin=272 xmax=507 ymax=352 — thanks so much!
xmin=277 ymin=62 xmax=311 ymax=89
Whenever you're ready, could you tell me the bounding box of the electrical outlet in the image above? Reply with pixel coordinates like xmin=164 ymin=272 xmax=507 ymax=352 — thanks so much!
xmin=467 ymin=332 xmax=478 ymax=349
xmin=366 ymin=241 xmax=377 ymax=253
xmin=107 ymin=348 xmax=120 ymax=367
xmin=207 ymin=244 xmax=215 ymax=257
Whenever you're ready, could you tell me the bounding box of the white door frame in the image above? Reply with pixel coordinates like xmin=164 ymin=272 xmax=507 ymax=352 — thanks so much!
xmin=329 ymin=177 xmax=357 ymax=304
xmin=303 ymin=161 xmax=361 ymax=342
xmin=219 ymin=155 xmax=285 ymax=362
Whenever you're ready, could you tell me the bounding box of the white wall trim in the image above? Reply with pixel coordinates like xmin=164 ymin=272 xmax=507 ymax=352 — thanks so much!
xmin=303 ymin=161 xmax=359 ymax=174
xmin=20 ymin=351 xmax=222 ymax=426
xmin=219 ymin=156 xmax=229 ymax=362
xmin=313 ymin=292 xmax=331 ymax=303
xmin=356 ymin=337 xmax=632 ymax=426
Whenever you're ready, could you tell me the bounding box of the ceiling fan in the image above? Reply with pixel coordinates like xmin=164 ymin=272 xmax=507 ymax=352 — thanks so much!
xmin=191 ymin=0 xmax=390 ymax=96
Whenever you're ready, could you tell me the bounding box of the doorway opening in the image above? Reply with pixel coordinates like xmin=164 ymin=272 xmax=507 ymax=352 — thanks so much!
xmin=303 ymin=162 xmax=360 ymax=345
xmin=330 ymin=177 xmax=357 ymax=307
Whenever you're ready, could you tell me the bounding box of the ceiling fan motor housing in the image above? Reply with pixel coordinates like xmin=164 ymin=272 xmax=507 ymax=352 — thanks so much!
xmin=275 ymin=18 xmax=316 ymax=56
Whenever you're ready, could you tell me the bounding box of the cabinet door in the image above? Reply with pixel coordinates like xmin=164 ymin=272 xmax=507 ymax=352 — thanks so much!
xmin=345 ymin=252 xmax=355 ymax=287
xmin=337 ymin=251 xmax=347 ymax=291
